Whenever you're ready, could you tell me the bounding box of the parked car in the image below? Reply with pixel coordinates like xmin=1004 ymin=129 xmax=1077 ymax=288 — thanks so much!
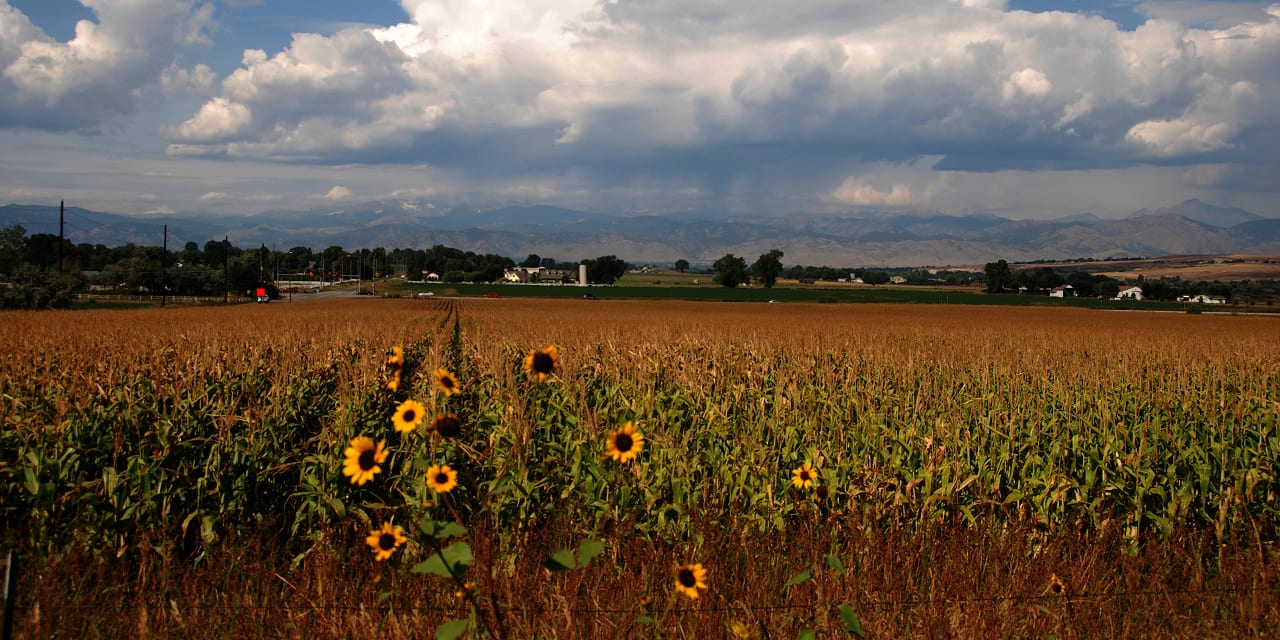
xmin=583 ymin=293 xmax=599 ymax=300
xmin=416 ymin=291 xmax=435 ymax=298
xmin=483 ymin=292 xmax=500 ymax=298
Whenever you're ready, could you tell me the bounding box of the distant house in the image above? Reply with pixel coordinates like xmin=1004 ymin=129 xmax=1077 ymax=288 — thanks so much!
xmin=1115 ymin=286 xmax=1143 ymax=301
xmin=1050 ymin=284 xmax=1074 ymax=298
xmin=1180 ymin=294 xmax=1227 ymax=304
xmin=424 ymin=272 xmax=440 ymax=281
xmin=503 ymin=266 xmax=570 ymax=283
xmin=890 ymin=276 xmax=907 ymax=284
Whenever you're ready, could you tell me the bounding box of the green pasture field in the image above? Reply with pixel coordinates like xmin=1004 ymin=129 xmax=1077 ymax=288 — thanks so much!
xmin=393 ymin=278 xmax=1194 ymax=311
xmin=1 ymin=299 xmax=1277 ymax=638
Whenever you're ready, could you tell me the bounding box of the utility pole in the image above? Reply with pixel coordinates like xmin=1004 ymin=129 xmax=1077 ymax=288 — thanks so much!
xmin=161 ymin=224 xmax=167 ymax=307
xmin=58 ymin=200 xmax=65 ymax=274
xmin=223 ymin=236 xmax=229 ymax=304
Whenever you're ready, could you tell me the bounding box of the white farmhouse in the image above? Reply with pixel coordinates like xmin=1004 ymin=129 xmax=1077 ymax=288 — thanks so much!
xmin=1115 ymin=286 xmax=1143 ymax=301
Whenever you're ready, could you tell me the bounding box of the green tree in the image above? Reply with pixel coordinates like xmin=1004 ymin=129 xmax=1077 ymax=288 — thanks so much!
xmin=582 ymin=255 xmax=629 ymax=285
xmin=862 ymin=270 xmax=890 ymax=285
xmin=674 ymin=259 xmax=690 ymax=273
xmin=0 ymin=265 xmax=81 ymax=309
xmin=752 ymin=249 xmax=784 ymax=288
xmin=712 ymin=254 xmax=749 ymax=288
xmin=984 ymin=259 xmax=1014 ymax=293
xmin=521 ymin=254 xmax=541 ymax=268
xmin=0 ymin=224 xmax=25 ymax=277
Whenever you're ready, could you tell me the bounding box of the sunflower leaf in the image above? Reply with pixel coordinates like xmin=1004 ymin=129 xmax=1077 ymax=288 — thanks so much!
xmin=836 ymin=604 xmax=866 ymax=638
xmin=544 ymin=549 xmax=576 ymax=572
xmin=436 ymin=522 xmax=468 ymax=540
xmin=797 ymin=630 xmax=816 ymax=640
xmin=576 ymin=539 xmax=605 ymax=568
xmin=412 ymin=542 xmax=474 ymax=578
xmin=435 ymin=618 xmax=469 ymax=640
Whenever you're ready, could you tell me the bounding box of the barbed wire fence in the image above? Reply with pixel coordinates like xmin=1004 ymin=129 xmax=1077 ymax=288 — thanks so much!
xmin=4 ymin=547 xmax=1276 ymax=638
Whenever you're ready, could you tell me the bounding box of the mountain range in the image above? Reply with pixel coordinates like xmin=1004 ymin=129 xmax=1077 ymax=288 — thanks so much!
xmin=2 ymin=199 xmax=1277 ymax=268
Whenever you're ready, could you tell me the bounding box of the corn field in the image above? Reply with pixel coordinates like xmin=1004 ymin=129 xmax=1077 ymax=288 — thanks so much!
xmin=1 ymin=299 xmax=1277 ymax=638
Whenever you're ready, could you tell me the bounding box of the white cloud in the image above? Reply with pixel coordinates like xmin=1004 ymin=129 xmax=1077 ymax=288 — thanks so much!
xmin=324 ymin=185 xmax=354 ymax=200
xmin=832 ymin=178 xmax=924 ymax=206
xmin=0 ymin=0 xmax=214 ymax=130
xmin=1126 ymin=118 xmax=1236 ymax=156
xmin=1002 ymin=68 xmax=1052 ymax=101
xmin=157 ymin=1 xmax=1279 ymax=179
xmin=6 ymin=0 xmax=1279 ymax=218
xmin=1126 ymin=79 xmax=1260 ymax=157
xmin=199 ymin=191 xmax=229 ymax=202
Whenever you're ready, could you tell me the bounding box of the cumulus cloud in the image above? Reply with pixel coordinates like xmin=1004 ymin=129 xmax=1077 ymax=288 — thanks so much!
xmin=158 ymin=1 xmax=1278 ymax=186
xmin=324 ymin=185 xmax=353 ymax=200
xmin=832 ymin=178 xmax=925 ymax=206
xmin=1002 ymin=68 xmax=1052 ymax=101
xmin=0 ymin=0 xmax=213 ymax=131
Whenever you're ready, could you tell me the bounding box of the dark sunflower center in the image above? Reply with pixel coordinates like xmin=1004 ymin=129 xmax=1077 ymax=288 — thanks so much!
xmin=402 ymin=409 xmax=416 ymax=423
xmin=441 ymin=376 xmax=455 ymax=389
xmin=434 ymin=472 xmax=449 ymax=485
xmin=677 ymin=568 xmax=696 ymax=588
xmin=800 ymin=470 xmax=811 ymax=481
xmin=532 ymin=352 xmax=554 ymax=373
xmin=436 ymin=417 xmax=462 ymax=438
xmin=358 ymin=449 xmax=376 ymax=471
xmin=615 ymin=433 xmax=634 ymax=452
xmin=378 ymin=533 xmax=396 ymax=551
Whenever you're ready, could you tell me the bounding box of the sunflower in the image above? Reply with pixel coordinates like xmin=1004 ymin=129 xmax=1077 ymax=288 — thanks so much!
xmin=674 ymin=563 xmax=708 ymax=599
xmin=791 ymin=462 xmax=817 ymax=490
xmin=342 ymin=436 xmax=388 ymax=486
xmin=425 ymin=463 xmax=458 ymax=493
xmin=386 ymin=345 xmax=405 ymax=391
xmin=1047 ymin=573 xmax=1067 ymax=596
xmin=365 ymin=522 xmax=407 ymax=561
xmin=433 ymin=368 xmax=461 ymax=396
xmin=606 ymin=422 xmax=645 ymax=463
xmin=431 ymin=413 xmax=463 ymax=439
xmin=393 ymin=399 xmax=427 ymax=433
xmin=522 ymin=345 xmax=559 ymax=382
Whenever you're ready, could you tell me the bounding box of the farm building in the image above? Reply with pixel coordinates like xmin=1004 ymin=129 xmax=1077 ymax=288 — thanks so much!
xmin=1115 ymin=286 xmax=1143 ymax=301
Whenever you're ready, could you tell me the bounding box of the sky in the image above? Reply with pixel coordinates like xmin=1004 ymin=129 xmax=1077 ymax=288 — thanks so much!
xmin=0 ymin=0 xmax=1277 ymax=220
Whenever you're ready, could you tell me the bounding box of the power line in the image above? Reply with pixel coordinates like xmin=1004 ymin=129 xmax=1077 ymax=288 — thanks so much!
xmin=14 ymin=584 xmax=1277 ymax=615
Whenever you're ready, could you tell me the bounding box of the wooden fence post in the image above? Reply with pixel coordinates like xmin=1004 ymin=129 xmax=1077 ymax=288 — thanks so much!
xmin=2 ymin=549 xmax=16 ymax=640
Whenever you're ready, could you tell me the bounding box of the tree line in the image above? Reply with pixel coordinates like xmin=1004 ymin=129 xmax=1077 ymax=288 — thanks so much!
xmin=982 ymin=259 xmax=1266 ymax=303
xmin=0 ymin=224 xmax=632 ymax=309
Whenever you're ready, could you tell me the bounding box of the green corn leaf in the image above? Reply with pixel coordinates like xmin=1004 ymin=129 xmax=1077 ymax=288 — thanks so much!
xmin=825 ymin=554 xmax=846 ymax=576
xmin=783 ymin=569 xmax=812 ymax=590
